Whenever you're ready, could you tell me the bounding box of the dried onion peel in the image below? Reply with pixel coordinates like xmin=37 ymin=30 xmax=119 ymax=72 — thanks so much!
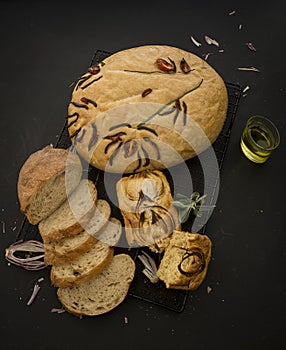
xmin=5 ymin=240 xmax=46 ymax=271
xmin=27 ymin=283 xmax=41 ymax=306
xmin=138 ymin=251 xmax=159 ymax=283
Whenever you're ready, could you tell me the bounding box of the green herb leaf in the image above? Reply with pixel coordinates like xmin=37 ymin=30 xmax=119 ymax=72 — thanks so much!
xmin=173 ymin=192 xmax=215 ymax=223
xmin=172 ymin=200 xmax=189 ymax=209
xmin=179 ymin=207 xmax=193 ymax=224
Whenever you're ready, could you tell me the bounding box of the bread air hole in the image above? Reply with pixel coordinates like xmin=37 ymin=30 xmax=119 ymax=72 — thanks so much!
xmin=88 ymin=298 xmax=96 ymax=303
xmin=96 ymin=306 xmax=105 ymax=310
xmin=107 ymin=282 xmax=119 ymax=287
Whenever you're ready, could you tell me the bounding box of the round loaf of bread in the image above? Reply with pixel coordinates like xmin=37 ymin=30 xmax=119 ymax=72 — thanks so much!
xmin=68 ymin=45 xmax=228 ymax=173
xmin=17 ymin=145 xmax=82 ymax=224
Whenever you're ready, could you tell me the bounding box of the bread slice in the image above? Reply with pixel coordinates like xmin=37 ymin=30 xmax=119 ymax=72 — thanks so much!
xmin=46 ymin=215 xmax=122 ymax=266
xmin=50 ymin=240 xmax=114 ymax=288
xmin=38 ymin=179 xmax=97 ymax=243
xmin=84 ymin=199 xmax=111 ymax=236
xmin=17 ymin=145 xmax=82 ymax=225
xmin=44 ymin=231 xmax=97 ymax=266
xmin=94 ymin=217 xmax=122 ymax=247
xmin=57 ymin=254 xmax=135 ymax=316
xmin=44 ymin=199 xmax=111 ymax=265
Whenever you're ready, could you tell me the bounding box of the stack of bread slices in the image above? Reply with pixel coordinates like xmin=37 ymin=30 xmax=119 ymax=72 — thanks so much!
xmin=17 ymin=145 xmax=135 ymax=316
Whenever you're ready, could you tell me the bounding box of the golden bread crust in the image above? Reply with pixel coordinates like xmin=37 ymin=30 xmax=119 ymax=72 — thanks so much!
xmin=68 ymin=45 xmax=228 ymax=173
xmin=50 ymin=243 xmax=114 ymax=288
xmin=117 ymin=169 xmax=179 ymax=249
xmin=157 ymin=230 xmax=212 ymax=290
xmin=44 ymin=232 xmax=97 ymax=266
xmin=17 ymin=145 xmax=82 ymax=214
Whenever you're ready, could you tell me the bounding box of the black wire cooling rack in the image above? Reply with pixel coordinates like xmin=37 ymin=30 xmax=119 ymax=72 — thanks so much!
xmin=16 ymin=49 xmax=242 ymax=312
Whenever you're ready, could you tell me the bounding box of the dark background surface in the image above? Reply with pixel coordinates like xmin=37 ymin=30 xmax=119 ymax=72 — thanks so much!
xmin=0 ymin=1 xmax=285 ymax=349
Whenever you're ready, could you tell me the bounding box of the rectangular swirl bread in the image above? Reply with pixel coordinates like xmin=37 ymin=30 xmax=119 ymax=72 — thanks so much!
xmin=50 ymin=240 xmax=114 ymax=288
xmin=156 ymin=230 xmax=212 ymax=290
xmin=17 ymin=145 xmax=82 ymax=225
xmin=57 ymin=254 xmax=135 ymax=316
xmin=38 ymin=179 xmax=97 ymax=243
xmin=44 ymin=199 xmax=111 ymax=265
xmin=116 ymin=169 xmax=180 ymax=251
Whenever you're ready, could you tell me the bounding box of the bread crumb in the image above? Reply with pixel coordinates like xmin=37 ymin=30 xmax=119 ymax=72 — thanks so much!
xmin=242 ymin=86 xmax=250 ymax=93
xmin=124 ymin=316 xmax=128 ymax=324
xmin=207 ymin=286 xmax=212 ymax=294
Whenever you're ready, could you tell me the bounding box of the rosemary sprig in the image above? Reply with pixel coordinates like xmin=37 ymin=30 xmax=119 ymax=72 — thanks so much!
xmin=173 ymin=192 xmax=215 ymax=224
xmin=124 ymin=69 xmax=167 ymax=74
xmin=137 ymin=79 xmax=203 ymax=127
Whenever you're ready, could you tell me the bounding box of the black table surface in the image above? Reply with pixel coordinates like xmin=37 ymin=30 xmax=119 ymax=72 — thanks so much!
xmin=1 ymin=1 xmax=285 ymax=349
